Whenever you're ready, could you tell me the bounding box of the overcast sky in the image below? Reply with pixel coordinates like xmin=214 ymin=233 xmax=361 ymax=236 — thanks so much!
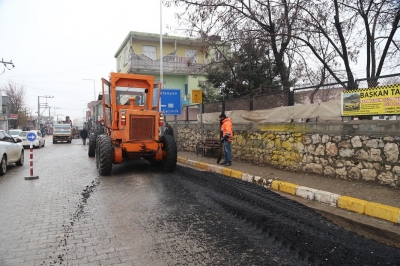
xmin=0 ymin=0 xmax=180 ymax=121
xmin=1 ymin=1 xmax=398 ymax=122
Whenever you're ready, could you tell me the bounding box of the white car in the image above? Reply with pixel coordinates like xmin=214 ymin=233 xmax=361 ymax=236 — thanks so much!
xmin=8 ymin=129 xmax=23 ymax=142
xmin=19 ymin=131 xmax=45 ymax=148
xmin=0 ymin=130 xmax=24 ymax=175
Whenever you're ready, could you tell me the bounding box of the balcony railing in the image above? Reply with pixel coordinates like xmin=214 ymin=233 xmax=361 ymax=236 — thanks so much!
xmin=127 ymin=53 xmax=206 ymax=74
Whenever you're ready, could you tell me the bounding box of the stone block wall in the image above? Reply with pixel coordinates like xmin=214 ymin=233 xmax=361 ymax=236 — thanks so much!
xmin=176 ymin=123 xmax=400 ymax=188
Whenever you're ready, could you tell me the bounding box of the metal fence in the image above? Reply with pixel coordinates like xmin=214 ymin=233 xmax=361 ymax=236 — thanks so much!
xmin=293 ymin=73 xmax=400 ymax=105
xmin=292 ymin=82 xmax=347 ymax=105
xmin=355 ymin=73 xmax=400 ymax=89
xmin=165 ymin=73 xmax=400 ymax=122
xmin=127 ymin=53 xmax=204 ymax=74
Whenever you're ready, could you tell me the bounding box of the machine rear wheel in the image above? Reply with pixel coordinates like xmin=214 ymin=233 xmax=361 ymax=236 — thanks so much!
xmin=160 ymin=135 xmax=177 ymax=172
xmin=98 ymin=136 xmax=112 ymax=176
xmin=88 ymin=133 xmax=97 ymax=157
xmin=95 ymin=135 xmax=105 ymax=169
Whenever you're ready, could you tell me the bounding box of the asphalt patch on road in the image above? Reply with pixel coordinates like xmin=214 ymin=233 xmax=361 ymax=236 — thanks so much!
xmin=173 ymin=166 xmax=400 ymax=265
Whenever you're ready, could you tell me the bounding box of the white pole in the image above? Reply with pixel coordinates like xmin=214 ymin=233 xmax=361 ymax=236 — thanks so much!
xmin=159 ymin=0 xmax=165 ymax=134
xmin=160 ymin=0 xmax=163 ymax=87
xmin=200 ymin=104 xmax=203 ymax=142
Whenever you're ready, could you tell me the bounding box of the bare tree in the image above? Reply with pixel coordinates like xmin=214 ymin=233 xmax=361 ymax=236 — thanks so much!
xmin=296 ymin=0 xmax=399 ymax=87
xmin=170 ymin=0 xmax=399 ymax=94
xmin=170 ymin=0 xmax=302 ymax=96
xmin=342 ymin=0 xmax=400 ymax=79
xmin=2 ymin=82 xmax=26 ymax=129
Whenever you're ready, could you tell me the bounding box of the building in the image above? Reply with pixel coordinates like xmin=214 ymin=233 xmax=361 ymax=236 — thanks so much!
xmin=114 ymin=31 xmax=221 ymax=106
xmin=0 ymin=96 xmax=36 ymax=131
xmin=0 ymin=96 xmax=10 ymax=131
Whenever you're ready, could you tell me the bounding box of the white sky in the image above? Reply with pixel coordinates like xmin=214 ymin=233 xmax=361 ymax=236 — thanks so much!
xmin=1 ymin=1 xmax=398 ymax=122
xmin=0 ymin=0 xmax=180 ymax=121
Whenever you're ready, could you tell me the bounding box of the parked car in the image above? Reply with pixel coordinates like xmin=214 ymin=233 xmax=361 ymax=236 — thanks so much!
xmin=8 ymin=129 xmax=23 ymax=142
xmin=19 ymin=130 xmax=45 ymax=148
xmin=0 ymin=130 xmax=24 ymax=175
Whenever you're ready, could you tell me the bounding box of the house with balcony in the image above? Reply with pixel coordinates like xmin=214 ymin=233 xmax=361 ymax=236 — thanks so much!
xmin=114 ymin=31 xmax=224 ymax=106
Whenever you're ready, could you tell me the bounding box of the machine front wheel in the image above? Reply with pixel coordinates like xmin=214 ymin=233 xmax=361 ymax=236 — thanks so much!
xmin=160 ymin=135 xmax=177 ymax=172
xmin=98 ymin=136 xmax=112 ymax=176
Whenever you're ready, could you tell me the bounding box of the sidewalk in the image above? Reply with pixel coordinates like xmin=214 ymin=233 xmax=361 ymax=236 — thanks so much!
xmin=177 ymin=151 xmax=400 ymax=226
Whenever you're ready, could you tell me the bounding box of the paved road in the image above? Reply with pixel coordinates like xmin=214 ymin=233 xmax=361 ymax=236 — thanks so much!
xmin=0 ymin=137 xmax=399 ymax=266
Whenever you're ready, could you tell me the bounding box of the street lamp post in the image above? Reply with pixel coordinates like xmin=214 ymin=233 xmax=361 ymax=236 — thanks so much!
xmin=83 ymin=79 xmax=96 ymax=101
xmin=159 ymin=0 xmax=163 ymax=88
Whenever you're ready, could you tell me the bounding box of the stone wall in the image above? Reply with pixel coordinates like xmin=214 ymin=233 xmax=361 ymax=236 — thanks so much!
xmin=175 ymin=121 xmax=400 ymax=188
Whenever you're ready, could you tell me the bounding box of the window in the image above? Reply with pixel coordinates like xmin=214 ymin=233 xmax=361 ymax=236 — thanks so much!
xmin=104 ymin=82 xmax=111 ymax=106
xmin=143 ymin=46 xmax=156 ymax=60
xmin=1 ymin=132 xmax=13 ymax=142
xmin=105 ymin=107 xmax=112 ymax=128
xmin=185 ymin=49 xmax=197 ymax=63
xmin=115 ymin=86 xmax=146 ymax=106
xmin=214 ymin=50 xmax=222 ymax=61
xmin=152 ymin=87 xmax=159 ymax=108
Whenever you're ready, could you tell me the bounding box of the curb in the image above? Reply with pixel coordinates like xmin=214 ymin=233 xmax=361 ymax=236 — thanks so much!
xmin=177 ymin=156 xmax=400 ymax=225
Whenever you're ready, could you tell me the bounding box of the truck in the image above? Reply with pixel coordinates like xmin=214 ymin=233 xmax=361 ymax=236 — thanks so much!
xmin=88 ymin=72 xmax=177 ymax=175
xmin=53 ymin=123 xmax=73 ymax=144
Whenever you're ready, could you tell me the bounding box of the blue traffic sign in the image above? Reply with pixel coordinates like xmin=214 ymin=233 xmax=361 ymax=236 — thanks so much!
xmin=26 ymin=132 xmax=37 ymax=142
xmin=160 ymin=89 xmax=182 ymax=115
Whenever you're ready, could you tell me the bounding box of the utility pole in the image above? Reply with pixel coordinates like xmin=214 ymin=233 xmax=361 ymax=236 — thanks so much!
xmin=52 ymin=107 xmax=60 ymax=122
xmin=0 ymin=58 xmax=15 ymax=74
xmin=24 ymin=108 xmax=28 ymax=130
xmin=38 ymin=95 xmax=54 ymax=130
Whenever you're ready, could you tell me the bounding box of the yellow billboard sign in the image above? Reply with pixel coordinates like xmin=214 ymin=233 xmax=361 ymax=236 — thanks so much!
xmin=341 ymin=84 xmax=400 ymax=116
xmin=192 ymin=90 xmax=202 ymax=104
